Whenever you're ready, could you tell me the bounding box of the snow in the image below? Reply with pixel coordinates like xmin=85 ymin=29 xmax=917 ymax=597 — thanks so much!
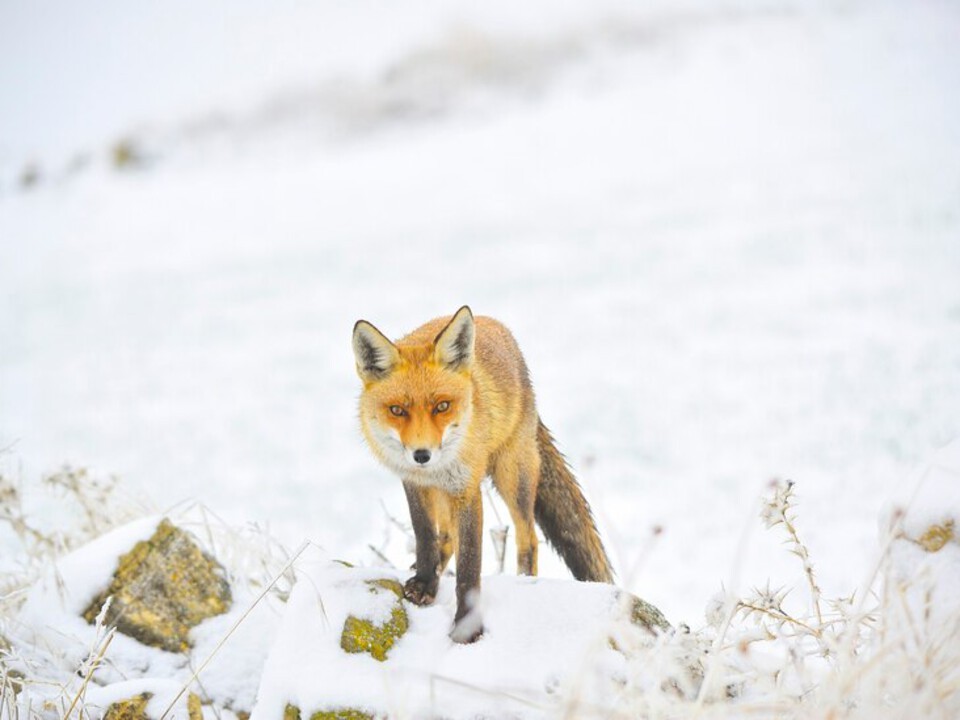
xmin=4 ymin=450 xmax=959 ymax=718
xmin=252 ymin=555 xmax=649 ymax=719
xmin=885 ymin=438 xmax=960 ymax=633
xmin=12 ymin=517 xmax=187 ymax=710
xmin=9 ymin=515 xmax=283 ymax=718
xmin=1 ymin=0 xmax=959 ymax=649
xmin=12 ymin=516 xmax=191 ymax=689
xmin=19 ymin=515 xmax=161 ymax=617
xmin=84 ymin=680 xmax=195 ymax=720
xmin=889 ymin=436 xmax=960 ymax=541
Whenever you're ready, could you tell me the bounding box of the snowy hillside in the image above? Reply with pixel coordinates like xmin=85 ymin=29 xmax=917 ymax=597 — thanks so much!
xmin=1 ymin=0 xmax=959 ymax=657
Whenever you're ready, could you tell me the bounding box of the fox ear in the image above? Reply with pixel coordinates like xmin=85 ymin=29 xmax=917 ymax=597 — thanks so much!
xmin=353 ymin=320 xmax=400 ymax=381
xmin=434 ymin=306 xmax=475 ymax=370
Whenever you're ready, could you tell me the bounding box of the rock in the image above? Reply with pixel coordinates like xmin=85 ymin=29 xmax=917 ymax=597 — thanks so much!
xmin=283 ymin=705 xmax=372 ymax=720
xmin=102 ymin=692 xmax=202 ymax=720
xmin=608 ymin=590 xmax=695 ymax=695
xmin=111 ymin=138 xmax=147 ymax=170
xmin=82 ymin=518 xmax=232 ymax=653
xmin=19 ymin=163 xmax=40 ymax=189
xmin=626 ymin=592 xmax=671 ymax=633
xmin=893 ymin=438 xmax=960 ymax=552
xmin=103 ymin=693 xmax=151 ymax=720
xmin=252 ymin=565 xmax=676 ymax=720
xmin=916 ymin=520 xmax=955 ymax=552
xmin=339 ymin=579 xmax=408 ymax=661
xmin=309 ymin=712 xmax=372 ymax=720
xmin=188 ymin=693 xmax=203 ymax=719
xmin=884 ymin=438 xmax=960 ymax=645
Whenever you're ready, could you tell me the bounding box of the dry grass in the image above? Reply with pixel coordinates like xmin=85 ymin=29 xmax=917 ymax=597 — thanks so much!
xmin=2 ymin=465 xmax=957 ymax=719
xmin=590 ymin=478 xmax=960 ymax=720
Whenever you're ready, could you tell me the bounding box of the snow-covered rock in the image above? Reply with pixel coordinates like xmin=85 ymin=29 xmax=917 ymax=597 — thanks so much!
xmin=893 ymin=437 xmax=960 ymax=546
xmin=10 ymin=516 xmax=280 ymax=719
xmin=97 ymin=689 xmax=202 ymax=720
xmin=81 ymin=518 xmax=232 ymax=653
xmin=251 ymin=559 xmax=672 ymax=720
xmin=8 ymin=514 xmax=676 ymax=719
xmin=884 ymin=437 xmax=960 ymax=641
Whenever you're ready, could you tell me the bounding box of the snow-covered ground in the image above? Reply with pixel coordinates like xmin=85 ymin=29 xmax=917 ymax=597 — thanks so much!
xmin=6 ymin=443 xmax=959 ymax=718
xmin=2 ymin=0 xmax=959 ymax=629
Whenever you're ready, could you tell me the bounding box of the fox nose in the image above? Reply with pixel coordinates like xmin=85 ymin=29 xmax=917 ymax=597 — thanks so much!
xmin=413 ymin=448 xmax=431 ymax=465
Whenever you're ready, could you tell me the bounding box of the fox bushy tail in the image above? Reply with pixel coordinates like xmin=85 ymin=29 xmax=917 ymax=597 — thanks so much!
xmin=534 ymin=419 xmax=614 ymax=583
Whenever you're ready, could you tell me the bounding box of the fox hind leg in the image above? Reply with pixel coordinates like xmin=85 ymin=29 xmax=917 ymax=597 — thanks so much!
xmin=492 ymin=440 xmax=541 ymax=576
xmin=436 ymin=494 xmax=457 ymax=575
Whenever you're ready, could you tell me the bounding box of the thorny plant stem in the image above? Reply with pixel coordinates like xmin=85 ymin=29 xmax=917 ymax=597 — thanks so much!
xmin=782 ymin=511 xmax=823 ymax=627
xmin=736 ymin=601 xmax=822 ymax=637
xmin=695 ymin=490 xmax=767 ymax=714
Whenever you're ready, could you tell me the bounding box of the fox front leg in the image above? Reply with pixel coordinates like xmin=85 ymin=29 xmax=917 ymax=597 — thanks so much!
xmin=403 ymin=481 xmax=441 ymax=605
xmin=450 ymin=490 xmax=484 ymax=644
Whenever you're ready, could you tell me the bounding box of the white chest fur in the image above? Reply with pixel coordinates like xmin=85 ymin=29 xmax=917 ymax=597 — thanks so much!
xmin=405 ymin=459 xmax=472 ymax=493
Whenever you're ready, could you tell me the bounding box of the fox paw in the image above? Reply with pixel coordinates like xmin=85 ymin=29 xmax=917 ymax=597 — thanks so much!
xmin=403 ymin=575 xmax=438 ymax=606
xmin=450 ymin=617 xmax=484 ymax=644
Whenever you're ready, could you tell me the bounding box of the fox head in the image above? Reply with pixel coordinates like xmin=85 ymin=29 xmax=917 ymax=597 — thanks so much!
xmin=353 ymin=306 xmax=475 ymax=477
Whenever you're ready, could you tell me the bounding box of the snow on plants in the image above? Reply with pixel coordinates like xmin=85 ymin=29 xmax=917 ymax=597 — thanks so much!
xmin=2 ymin=439 xmax=959 ymax=718
xmin=0 ymin=472 xmax=286 ymax=719
xmin=1 ymin=3 xmax=959 ymax=716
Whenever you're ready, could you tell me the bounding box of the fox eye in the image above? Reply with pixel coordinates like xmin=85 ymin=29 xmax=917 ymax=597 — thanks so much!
xmin=388 ymin=405 xmax=407 ymax=417
xmin=434 ymin=401 xmax=451 ymax=414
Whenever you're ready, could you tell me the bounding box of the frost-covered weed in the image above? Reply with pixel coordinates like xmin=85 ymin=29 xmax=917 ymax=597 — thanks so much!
xmin=0 ymin=466 xmax=291 ymax=720
xmin=601 ymin=479 xmax=958 ymax=720
xmin=1 ymin=466 xmax=144 ymax=586
xmin=1 ymin=465 xmax=140 ymax=720
xmin=3 ymin=467 xmax=958 ymax=719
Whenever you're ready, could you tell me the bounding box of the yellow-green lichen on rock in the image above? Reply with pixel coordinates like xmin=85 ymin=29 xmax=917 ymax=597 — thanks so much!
xmin=622 ymin=592 xmax=670 ymax=634
xmin=309 ymin=710 xmax=374 ymax=720
xmin=188 ymin=693 xmax=203 ymax=719
xmin=102 ymin=692 xmax=203 ymax=720
xmin=339 ymin=578 xmax=408 ymax=662
xmin=82 ymin=518 xmax=232 ymax=653
xmin=103 ymin=693 xmax=151 ymax=720
xmin=284 ymin=704 xmax=372 ymax=720
xmin=366 ymin=578 xmax=403 ymax=598
xmin=917 ymin=520 xmax=955 ymax=552
xmin=607 ymin=592 xmax=671 ymax=651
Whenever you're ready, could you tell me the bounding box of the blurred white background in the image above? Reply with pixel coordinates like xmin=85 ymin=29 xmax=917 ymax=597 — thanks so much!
xmin=2 ymin=0 xmax=959 ymax=623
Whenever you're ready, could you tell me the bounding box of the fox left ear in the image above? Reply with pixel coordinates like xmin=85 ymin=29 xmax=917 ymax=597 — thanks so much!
xmin=434 ymin=306 xmax=475 ymax=370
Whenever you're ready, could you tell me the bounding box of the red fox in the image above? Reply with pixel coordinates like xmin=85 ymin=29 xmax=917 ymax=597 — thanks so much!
xmin=352 ymin=306 xmax=613 ymax=643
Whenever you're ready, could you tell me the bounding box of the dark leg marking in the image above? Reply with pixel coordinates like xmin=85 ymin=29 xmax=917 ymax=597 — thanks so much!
xmin=403 ymin=481 xmax=440 ymax=605
xmin=451 ymin=493 xmax=484 ymax=643
xmin=518 ymin=547 xmax=535 ymax=576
